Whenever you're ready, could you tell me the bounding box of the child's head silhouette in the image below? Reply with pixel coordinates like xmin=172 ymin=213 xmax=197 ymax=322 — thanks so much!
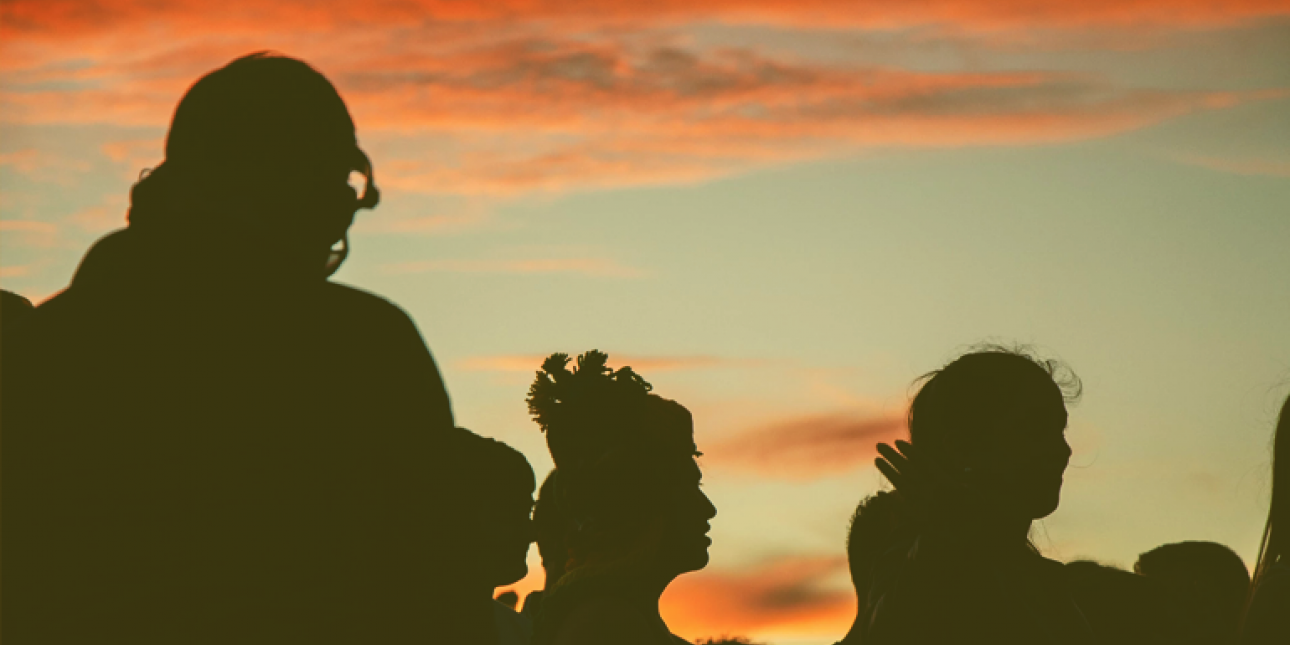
xmin=435 ymin=427 xmax=536 ymax=592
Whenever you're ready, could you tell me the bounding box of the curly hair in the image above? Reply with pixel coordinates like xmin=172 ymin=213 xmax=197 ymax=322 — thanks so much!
xmin=527 ymin=350 xmax=697 ymax=531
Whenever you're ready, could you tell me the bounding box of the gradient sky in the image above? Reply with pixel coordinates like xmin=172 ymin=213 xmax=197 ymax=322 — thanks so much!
xmin=4 ymin=2 xmax=1290 ymax=643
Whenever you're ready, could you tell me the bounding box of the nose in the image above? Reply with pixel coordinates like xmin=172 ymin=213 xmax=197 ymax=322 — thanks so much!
xmin=700 ymin=490 xmax=717 ymax=521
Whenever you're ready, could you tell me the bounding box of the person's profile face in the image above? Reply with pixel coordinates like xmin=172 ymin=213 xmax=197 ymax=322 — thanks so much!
xmin=653 ymin=458 xmax=716 ymax=576
xmin=978 ymin=400 xmax=1071 ymax=520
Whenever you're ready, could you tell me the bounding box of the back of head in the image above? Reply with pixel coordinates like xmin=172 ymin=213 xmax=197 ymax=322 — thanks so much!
xmin=2 ymin=289 xmax=36 ymax=335
xmin=846 ymin=491 xmax=915 ymax=596
xmin=432 ymin=428 xmax=536 ymax=590
xmin=1137 ymin=541 xmax=1250 ymax=643
xmin=128 ymin=52 xmax=378 ymax=277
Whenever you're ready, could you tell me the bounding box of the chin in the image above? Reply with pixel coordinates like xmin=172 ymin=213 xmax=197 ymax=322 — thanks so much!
xmin=1029 ymin=493 xmax=1062 ymax=519
xmin=680 ymin=547 xmax=711 ymax=573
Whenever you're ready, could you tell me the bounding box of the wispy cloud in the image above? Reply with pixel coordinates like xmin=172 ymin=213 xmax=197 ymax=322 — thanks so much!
xmin=380 ymin=257 xmax=644 ymax=277
xmin=0 ymin=148 xmax=92 ymax=185
xmin=1172 ymin=153 xmax=1290 ymax=178
xmin=662 ymin=555 xmax=853 ymax=640
xmin=0 ymin=219 xmax=58 ymax=234
xmin=0 ymin=265 xmax=32 ymax=278
xmin=460 ymin=353 xmax=767 ymax=374
xmin=706 ymin=409 xmax=907 ymax=479
xmin=3 ymin=1 xmax=1288 ymax=41
xmin=1 ymin=4 xmax=1284 ymax=197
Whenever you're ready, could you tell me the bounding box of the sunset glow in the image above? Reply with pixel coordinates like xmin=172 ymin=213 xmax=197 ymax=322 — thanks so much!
xmin=4 ymin=2 xmax=1290 ymax=643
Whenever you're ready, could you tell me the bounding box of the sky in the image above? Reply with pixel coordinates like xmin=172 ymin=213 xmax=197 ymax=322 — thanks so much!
xmin=3 ymin=1 xmax=1290 ymax=643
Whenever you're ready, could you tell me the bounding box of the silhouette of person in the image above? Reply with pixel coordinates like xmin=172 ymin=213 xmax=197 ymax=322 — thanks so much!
xmin=867 ymin=345 xmax=1095 ymax=645
xmin=1241 ymin=394 xmax=1290 ymax=644
xmin=2 ymin=288 xmax=35 ymax=326
xmin=1135 ymin=541 xmax=1250 ymax=644
xmin=1 ymin=289 xmax=35 ymax=348
xmin=526 ymin=350 xmax=716 ymax=645
xmin=429 ymin=427 xmax=536 ymax=645
xmin=523 ymin=468 xmax=573 ymax=622
xmin=1064 ymin=559 xmax=1194 ymax=645
xmin=2 ymin=53 xmax=455 ymax=643
xmin=834 ymin=490 xmax=917 ymax=645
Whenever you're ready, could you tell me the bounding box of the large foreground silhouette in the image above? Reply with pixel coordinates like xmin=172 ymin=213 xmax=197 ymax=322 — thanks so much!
xmin=2 ymin=53 xmax=455 ymax=643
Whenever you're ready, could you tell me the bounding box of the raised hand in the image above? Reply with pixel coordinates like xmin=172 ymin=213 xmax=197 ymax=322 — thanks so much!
xmin=874 ymin=440 xmax=973 ymax=528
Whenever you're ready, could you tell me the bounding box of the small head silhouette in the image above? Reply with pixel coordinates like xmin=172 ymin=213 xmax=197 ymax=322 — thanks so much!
xmin=909 ymin=345 xmax=1080 ymax=521
xmin=1 ymin=290 xmax=35 ymax=335
xmin=528 ymin=350 xmax=716 ymax=578
xmin=846 ymin=491 xmax=915 ymax=597
xmin=1136 ymin=541 xmax=1250 ymax=644
xmin=128 ymin=52 xmax=379 ymax=278
xmin=435 ymin=428 xmax=536 ymax=591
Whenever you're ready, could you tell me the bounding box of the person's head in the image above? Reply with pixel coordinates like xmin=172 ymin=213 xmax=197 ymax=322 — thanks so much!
xmin=908 ymin=345 xmax=1079 ymax=521
xmin=128 ymin=52 xmax=378 ymax=278
xmin=528 ymin=350 xmax=716 ymax=581
xmin=1136 ymin=541 xmax=1250 ymax=644
xmin=845 ymin=491 xmax=915 ymax=597
xmin=1 ymin=290 xmax=36 ymax=335
xmin=533 ymin=469 xmax=572 ymax=589
xmin=435 ymin=428 xmax=536 ymax=591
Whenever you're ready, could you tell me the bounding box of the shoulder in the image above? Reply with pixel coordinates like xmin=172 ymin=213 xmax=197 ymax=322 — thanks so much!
xmin=319 ymin=282 xmax=416 ymax=323
xmin=314 ymin=282 xmax=433 ymax=347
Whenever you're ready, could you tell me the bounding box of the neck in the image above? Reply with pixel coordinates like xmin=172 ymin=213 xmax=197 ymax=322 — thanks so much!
xmin=618 ymin=570 xmax=677 ymax=625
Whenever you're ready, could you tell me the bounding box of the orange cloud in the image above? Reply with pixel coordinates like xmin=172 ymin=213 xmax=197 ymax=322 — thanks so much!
xmin=0 ymin=264 xmax=33 ymax=278
xmin=3 ymin=2 xmax=1284 ymax=198
xmin=662 ymin=555 xmax=854 ymax=641
xmin=0 ymin=219 xmax=58 ymax=234
xmin=380 ymin=257 xmax=644 ymax=277
xmin=3 ymin=1 xmax=1288 ymax=41
xmin=706 ymin=410 xmax=907 ymax=479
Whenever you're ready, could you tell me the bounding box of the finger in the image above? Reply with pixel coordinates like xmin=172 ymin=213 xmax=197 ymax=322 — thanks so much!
xmin=876 ymin=443 xmax=911 ymax=473
xmin=884 ymin=441 xmax=929 ymax=481
xmin=875 ymin=457 xmax=906 ymax=490
xmin=893 ymin=439 xmax=918 ymax=461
